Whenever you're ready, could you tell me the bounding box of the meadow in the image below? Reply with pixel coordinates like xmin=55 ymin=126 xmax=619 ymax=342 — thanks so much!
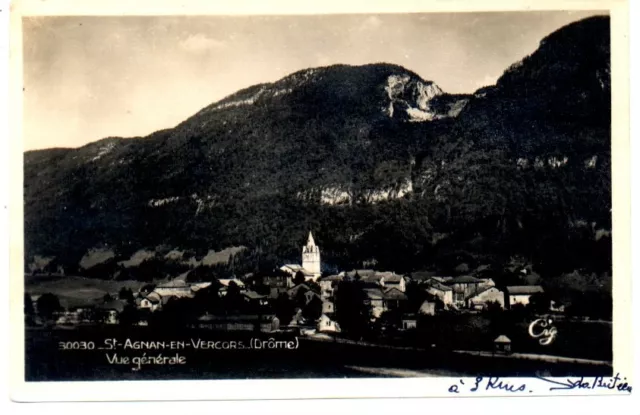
xmin=25 ymin=274 xmax=145 ymax=308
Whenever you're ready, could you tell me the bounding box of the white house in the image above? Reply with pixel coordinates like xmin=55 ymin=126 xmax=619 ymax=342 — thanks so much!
xmin=379 ymin=272 xmax=406 ymax=292
xmin=418 ymin=300 xmax=436 ymax=316
xmin=317 ymin=314 xmax=340 ymax=333
xmin=505 ymin=285 xmax=544 ymax=307
xmin=401 ymin=314 xmax=418 ymax=330
xmin=55 ymin=309 xmax=85 ymax=325
xmin=322 ymin=300 xmax=335 ymax=315
xmin=425 ymin=280 xmax=453 ymax=306
xmin=154 ymin=279 xmax=194 ymax=298
xmin=261 ymin=272 xmax=294 ymax=298
xmin=104 ymin=310 xmax=119 ymax=325
xmin=139 ymin=292 xmax=162 ymax=311
xmin=317 ymin=274 xmax=342 ymax=299
xmin=447 ymin=275 xmax=483 ymax=306
xmin=382 ymin=287 xmax=407 ymax=310
xmin=363 ymin=288 xmax=386 ymax=318
xmin=466 ymin=287 xmax=505 ymax=310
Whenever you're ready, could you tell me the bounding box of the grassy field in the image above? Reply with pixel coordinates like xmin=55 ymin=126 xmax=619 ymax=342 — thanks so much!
xmin=25 ymin=274 xmax=145 ymax=308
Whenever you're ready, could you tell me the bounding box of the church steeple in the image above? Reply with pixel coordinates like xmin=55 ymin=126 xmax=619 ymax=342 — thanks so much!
xmin=302 ymin=231 xmax=321 ymax=279
xmin=306 ymin=231 xmax=316 ymax=247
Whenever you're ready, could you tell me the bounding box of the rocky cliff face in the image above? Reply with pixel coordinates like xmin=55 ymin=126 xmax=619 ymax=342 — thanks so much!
xmin=383 ymin=73 xmax=446 ymax=120
xmin=189 ymin=63 xmax=463 ymax=125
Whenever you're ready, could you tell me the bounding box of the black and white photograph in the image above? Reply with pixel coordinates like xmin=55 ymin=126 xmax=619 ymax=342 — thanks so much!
xmin=9 ymin=0 xmax=633 ymax=401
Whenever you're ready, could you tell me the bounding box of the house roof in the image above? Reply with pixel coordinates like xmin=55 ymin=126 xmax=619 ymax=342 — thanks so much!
xmin=343 ymin=269 xmax=376 ymax=279
xmin=382 ymin=273 xmax=404 ymax=283
xmin=494 ymin=335 xmax=511 ymax=343
xmin=356 ymin=271 xmax=404 ymax=284
xmin=383 ymin=288 xmax=408 ymax=301
xmin=146 ymin=292 xmax=162 ymax=303
xmin=281 ymin=264 xmax=315 ymax=276
xmin=506 ymin=285 xmax=544 ymax=295
xmin=426 ymin=281 xmax=453 ymax=292
xmin=287 ymin=283 xmax=311 ymax=295
xmin=409 ymin=271 xmax=437 ymax=281
xmin=191 ymin=282 xmax=212 ymax=292
xmin=157 ymin=279 xmax=188 ymax=288
xmin=361 ymin=274 xmax=384 ymax=284
xmin=448 ymin=275 xmax=482 ymax=284
xmin=282 ymin=264 xmax=303 ymax=271
xmin=218 ymin=279 xmax=245 ymax=287
xmin=289 ymin=284 xmax=320 ymax=297
xmin=401 ymin=314 xmax=418 ymax=321
xmin=280 ymin=264 xmax=311 ymax=274
xmin=363 ymin=288 xmax=385 ymax=300
xmin=165 ymin=290 xmax=194 ymax=299
xmin=243 ymin=291 xmax=267 ymax=300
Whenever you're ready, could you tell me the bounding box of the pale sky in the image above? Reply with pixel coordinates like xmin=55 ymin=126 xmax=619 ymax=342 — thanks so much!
xmin=22 ymin=11 xmax=605 ymax=150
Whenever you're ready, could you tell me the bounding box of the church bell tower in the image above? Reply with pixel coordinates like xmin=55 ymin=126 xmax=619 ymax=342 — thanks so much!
xmin=302 ymin=231 xmax=321 ymax=279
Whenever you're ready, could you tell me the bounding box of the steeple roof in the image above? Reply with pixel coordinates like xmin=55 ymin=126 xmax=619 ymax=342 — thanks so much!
xmin=307 ymin=231 xmax=316 ymax=247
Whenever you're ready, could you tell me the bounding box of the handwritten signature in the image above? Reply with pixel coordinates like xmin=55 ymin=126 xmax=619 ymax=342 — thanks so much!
xmin=448 ymin=374 xmax=632 ymax=394
xmin=536 ymin=374 xmax=632 ymax=393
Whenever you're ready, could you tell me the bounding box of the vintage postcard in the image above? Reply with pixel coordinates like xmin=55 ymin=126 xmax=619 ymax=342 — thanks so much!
xmin=8 ymin=0 xmax=632 ymax=403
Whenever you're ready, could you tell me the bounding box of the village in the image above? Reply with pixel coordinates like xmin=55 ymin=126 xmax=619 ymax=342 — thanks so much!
xmin=26 ymin=232 xmax=564 ymax=348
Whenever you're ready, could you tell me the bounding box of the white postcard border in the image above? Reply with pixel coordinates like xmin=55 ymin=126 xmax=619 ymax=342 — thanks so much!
xmin=7 ymin=0 xmax=632 ymax=403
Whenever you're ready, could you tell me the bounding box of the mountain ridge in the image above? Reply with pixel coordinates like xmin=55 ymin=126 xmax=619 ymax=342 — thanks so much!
xmin=24 ymin=16 xmax=611 ymax=280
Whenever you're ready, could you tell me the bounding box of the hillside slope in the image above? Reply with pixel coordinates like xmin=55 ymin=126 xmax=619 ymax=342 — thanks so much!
xmin=24 ymin=16 xmax=611 ymax=278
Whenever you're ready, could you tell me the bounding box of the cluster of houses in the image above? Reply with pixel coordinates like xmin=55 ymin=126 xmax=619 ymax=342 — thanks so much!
xmin=409 ymin=272 xmax=545 ymax=311
xmin=43 ymin=232 xmax=549 ymax=334
xmin=309 ymin=269 xmax=545 ymax=332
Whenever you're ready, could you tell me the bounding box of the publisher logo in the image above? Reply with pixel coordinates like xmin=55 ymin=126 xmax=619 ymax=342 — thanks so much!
xmin=528 ymin=318 xmax=558 ymax=346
